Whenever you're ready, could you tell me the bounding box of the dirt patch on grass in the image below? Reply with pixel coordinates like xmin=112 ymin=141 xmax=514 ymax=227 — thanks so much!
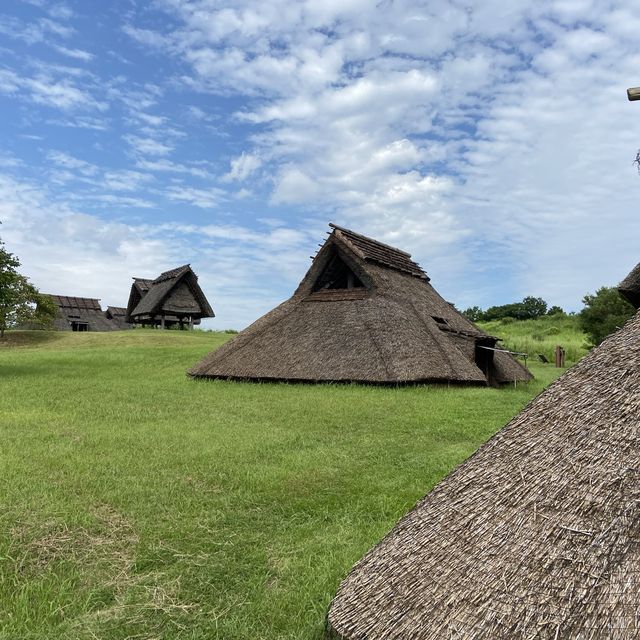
xmin=11 ymin=504 xmax=138 ymax=580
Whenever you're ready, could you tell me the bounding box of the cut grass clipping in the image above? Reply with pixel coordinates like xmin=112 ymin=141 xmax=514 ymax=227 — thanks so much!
xmin=1 ymin=330 xmax=564 ymax=639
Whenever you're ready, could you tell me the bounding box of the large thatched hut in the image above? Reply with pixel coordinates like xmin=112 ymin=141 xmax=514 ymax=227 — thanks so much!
xmin=125 ymin=265 xmax=214 ymax=329
xmin=326 ymin=263 xmax=640 ymax=639
xmin=189 ymin=224 xmax=531 ymax=385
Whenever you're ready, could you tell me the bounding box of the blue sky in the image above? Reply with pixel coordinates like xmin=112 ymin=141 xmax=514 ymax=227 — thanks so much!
xmin=1 ymin=0 xmax=640 ymax=328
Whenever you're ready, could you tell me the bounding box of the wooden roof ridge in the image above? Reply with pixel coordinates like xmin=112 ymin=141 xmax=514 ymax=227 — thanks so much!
xmin=154 ymin=264 xmax=192 ymax=284
xmin=329 ymin=223 xmax=428 ymax=280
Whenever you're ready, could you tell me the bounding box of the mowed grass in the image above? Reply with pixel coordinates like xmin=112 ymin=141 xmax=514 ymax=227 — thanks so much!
xmin=1 ymin=330 xmax=563 ymax=640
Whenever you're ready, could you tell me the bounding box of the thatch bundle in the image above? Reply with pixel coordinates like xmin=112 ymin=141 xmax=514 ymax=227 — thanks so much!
xmin=327 ymin=264 xmax=640 ymax=639
xmin=189 ymin=224 xmax=531 ymax=385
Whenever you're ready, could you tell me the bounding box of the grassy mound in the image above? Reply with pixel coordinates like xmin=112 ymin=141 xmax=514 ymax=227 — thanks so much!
xmin=0 ymin=330 xmax=561 ymax=639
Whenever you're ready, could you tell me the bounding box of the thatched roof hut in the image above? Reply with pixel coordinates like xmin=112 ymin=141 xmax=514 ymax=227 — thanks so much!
xmin=189 ymin=224 xmax=531 ymax=385
xmin=48 ymin=295 xmax=121 ymax=332
xmin=326 ymin=264 xmax=640 ymax=639
xmin=125 ymin=265 xmax=214 ymax=329
xmin=104 ymin=306 xmax=131 ymax=329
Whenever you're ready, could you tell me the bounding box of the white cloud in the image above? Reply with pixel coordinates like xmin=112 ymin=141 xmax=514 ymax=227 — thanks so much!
xmin=271 ymin=167 xmax=319 ymax=204
xmin=134 ymin=158 xmax=213 ymax=178
xmin=53 ymin=44 xmax=93 ymax=61
xmin=47 ymin=150 xmax=98 ymax=175
xmin=124 ymin=134 xmax=174 ymax=156
xmin=0 ymin=68 xmax=107 ymax=111
xmin=128 ymin=0 xmax=640 ymax=313
xmin=101 ymin=170 xmax=154 ymax=192
xmin=222 ymin=151 xmax=261 ymax=181
xmin=165 ymin=185 xmax=226 ymax=209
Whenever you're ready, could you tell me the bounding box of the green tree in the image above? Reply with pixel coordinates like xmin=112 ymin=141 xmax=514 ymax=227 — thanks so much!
xmin=0 ymin=238 xmax=55 ymax=337
xmin=579 ymin=286 xmax=635 ymax=347
xmin=483 ymin=296 xmax=548 ymax=321
xmin=519 ymin=296 xmax=548 ymax=319
xmin=547 ymin=305 xmax=565 ymax=316
xmin=462 ymin=305 xmax=484 ymax=321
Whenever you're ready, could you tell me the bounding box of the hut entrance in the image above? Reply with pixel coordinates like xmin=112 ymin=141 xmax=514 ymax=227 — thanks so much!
xmin=71 ymin=321 xmax=89 ymax=332
xmin=474 ymin=341 xmax=492 ymax=376
xmin=313 ymin=253 xmax=364 ymax=291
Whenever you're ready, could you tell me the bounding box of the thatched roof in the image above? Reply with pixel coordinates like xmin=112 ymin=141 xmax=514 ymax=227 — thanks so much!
xmin=46 ymin=295 xmax=122 ymax=331
xmin=326 ymin=275 xmax=640 ymax=638
xmin=189 ymin=224 xmax=531 ymax=385
xmin=105 ymin=306 xmax=127 ymax=318
xmin=618 ymin=262 xmax=640 ymax=308
xmin=126 ymin=265 xmax=214 ymax=323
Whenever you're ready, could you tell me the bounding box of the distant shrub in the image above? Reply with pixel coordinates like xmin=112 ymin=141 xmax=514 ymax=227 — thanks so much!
xmin=224 ymin=329 xmax=239 ymax=334
xmin=500 ymin=316 xmax=515 ymax=325
xmin=545 ymin=326 xmax=560 ymax=336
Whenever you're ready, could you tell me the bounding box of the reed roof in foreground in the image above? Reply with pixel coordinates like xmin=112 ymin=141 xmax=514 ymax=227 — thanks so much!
xmin=327 ymin=267 xmax=640 ymax=639
xmin=189 ymin=224 xmax=531 ymax=385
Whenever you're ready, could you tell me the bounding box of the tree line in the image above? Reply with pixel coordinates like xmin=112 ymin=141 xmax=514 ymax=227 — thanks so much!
xmin=463 ymin=290 xmax=636 ymax=347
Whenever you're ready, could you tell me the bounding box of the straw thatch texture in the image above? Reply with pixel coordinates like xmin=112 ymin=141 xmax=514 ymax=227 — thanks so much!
xmin=47 ymin=295 xmax=122 ymax=331
xmin=327 ymin=307 xmax=640 ymax=639
xmin=618 ymin=262 xmax=640 ymax=308
xmin=126 ymin=265 xmax=214 ymax=326
xmin=189 ymin=225 xmax=531 ymax=385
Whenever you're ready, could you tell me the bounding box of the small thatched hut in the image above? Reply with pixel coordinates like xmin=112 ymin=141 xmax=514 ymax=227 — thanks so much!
xmin=125 ymin=265 xmax=214 ymax=329
xmin=104 ymin=306 xmax=131 ymax=329
xmin=189 ymin=224 xmax=531 ymax=385
xmin=326 ymin=264 xmax=640 ymax=639
xmin=48 ymin=295 xmax=121 ymax=331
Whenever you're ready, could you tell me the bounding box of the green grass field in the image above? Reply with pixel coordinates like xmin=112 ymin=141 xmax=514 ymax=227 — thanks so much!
xmin=0 ymin=329 xmax=566 ymax=639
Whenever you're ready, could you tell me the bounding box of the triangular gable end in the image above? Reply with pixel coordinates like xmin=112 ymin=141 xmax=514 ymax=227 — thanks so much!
xmin=313 ymin=252 xmax=365 ymax=291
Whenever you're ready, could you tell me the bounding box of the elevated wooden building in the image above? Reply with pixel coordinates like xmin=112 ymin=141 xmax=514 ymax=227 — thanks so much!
xmin=125 ymin=265 xmax=214 ymax=329
xmin=189 ymin=224 xmax=531 ymax=385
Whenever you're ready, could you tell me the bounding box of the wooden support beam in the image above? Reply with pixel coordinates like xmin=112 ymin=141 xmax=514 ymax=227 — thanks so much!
xmin=628 ymin=87 xmax=640 ymax=101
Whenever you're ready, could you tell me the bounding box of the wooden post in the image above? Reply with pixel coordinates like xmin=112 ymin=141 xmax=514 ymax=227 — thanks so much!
xmin=161 ymin=316 xmax=165 ymax=330
xmin=555 ymin=345 xmax=565 ymax=368
xmin=188 ymin=316 xmax=193 ymax=330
